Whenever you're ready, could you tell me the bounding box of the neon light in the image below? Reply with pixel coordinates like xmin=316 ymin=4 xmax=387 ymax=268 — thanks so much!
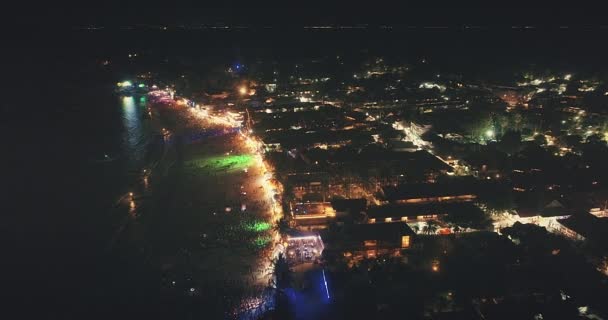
xmin=322 ymin=269 xmax=330 ymax=299
xmin=186 ymin=154 xmax=254 ymax=173
xmin=243 ymin=221 xmax=271 ymax=232
xmin=252 ymin=236 xmax=271 ymax=248
xmin=118 ymin=81 xmax=132 ymax=87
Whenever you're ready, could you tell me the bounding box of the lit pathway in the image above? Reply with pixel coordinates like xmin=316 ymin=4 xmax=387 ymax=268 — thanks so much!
xmin=185 ymin=99 xmax=286 ymax=317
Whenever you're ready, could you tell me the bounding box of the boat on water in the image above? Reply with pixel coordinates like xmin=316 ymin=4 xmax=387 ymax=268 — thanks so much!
xmin=115 ymin=81 xmax=149 ymax=94
xmin=92 ymin=154 xmax=118 ymax=163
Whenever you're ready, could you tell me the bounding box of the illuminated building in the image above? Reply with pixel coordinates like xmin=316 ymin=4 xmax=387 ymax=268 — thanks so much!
xmin=325 ymin=222 xmax=416 ymax=261
xmin=380 ymin=179 xmax=478 ymax=205
xmin=292 ymin=202 xmax=336 ymax=228
xmin=557 ymin=214 xmax=608 ymax=242
xmin=367 ymin=202 xmax=483 ymax=224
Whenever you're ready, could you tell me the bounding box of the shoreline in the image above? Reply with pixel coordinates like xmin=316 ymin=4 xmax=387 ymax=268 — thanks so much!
xmin=104 ymin=98 xmax=176 ymax=251
xmin=103 ymin=95 xmax=279 ymax=318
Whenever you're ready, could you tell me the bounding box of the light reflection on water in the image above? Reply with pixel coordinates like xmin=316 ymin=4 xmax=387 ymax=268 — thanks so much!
xmin=121 ymin=96 xmax=146 ymax=165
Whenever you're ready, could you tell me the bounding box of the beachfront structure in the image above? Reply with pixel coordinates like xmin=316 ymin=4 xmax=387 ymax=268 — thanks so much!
xmin=327 ymin=222 xmax=416 ymax=261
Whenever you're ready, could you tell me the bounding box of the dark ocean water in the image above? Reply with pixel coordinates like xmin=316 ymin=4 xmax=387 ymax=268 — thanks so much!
xmin=4 ymin=75 xmax=162 ymax=315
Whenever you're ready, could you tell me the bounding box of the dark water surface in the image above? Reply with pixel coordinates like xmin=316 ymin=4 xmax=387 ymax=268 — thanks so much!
xmin=4 ymin=75 xmax=163 ymax=316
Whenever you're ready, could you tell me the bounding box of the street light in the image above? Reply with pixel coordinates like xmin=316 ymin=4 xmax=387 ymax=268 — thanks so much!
xmin=432 ymin=261 xmax=440 ymax=272
xmin=485 ymin=129 xmax=495 ymax=139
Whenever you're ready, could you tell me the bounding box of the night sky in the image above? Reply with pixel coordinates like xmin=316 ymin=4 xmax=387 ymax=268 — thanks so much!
xmin=5 ymin=2 xmax=608 ymax=28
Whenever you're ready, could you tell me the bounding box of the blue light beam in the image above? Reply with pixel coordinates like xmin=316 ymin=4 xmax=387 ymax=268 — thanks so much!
xmin=322 ymin=269 xmax=330 ymax=300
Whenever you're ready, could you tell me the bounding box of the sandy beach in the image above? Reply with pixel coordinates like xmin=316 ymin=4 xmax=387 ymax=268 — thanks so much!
xmin=109 ymin=99 xmax=278 ymax=318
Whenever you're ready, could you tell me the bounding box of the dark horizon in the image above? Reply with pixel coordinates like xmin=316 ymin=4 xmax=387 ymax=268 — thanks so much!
xmin=6 ymin=3 xmax=608 ymax=28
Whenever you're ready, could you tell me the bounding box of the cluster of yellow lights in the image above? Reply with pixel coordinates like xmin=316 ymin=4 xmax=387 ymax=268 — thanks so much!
xmin=432 ymin=262 xmax=440 ymax=272
xmin=401 ymin=236 xmax=410 ymax=248
xmin=238 ymin=86 xmax=256 ymax=96
xmin=188 ymin=107 xmax=241 ymax=127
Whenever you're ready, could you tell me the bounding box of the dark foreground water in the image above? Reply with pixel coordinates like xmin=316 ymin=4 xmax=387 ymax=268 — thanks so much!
xmin=4 ymin=77 xmax=166 ymax=316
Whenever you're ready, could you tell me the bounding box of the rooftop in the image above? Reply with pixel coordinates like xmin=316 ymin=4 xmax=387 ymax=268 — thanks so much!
xmin=345 ymin=222 xmax=415 ymax=242
xmin=367 ymin=202 xmax=483 ymax=219
xmin=329 ymin=148 xmax=451 ymax=172
xmin=558 ymin=213 xmax=608 ymax=243
xmin=330 ymin=198 xmax=367 ymax=213
xmin=382 ymin=177 xmax=479 ymax=202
